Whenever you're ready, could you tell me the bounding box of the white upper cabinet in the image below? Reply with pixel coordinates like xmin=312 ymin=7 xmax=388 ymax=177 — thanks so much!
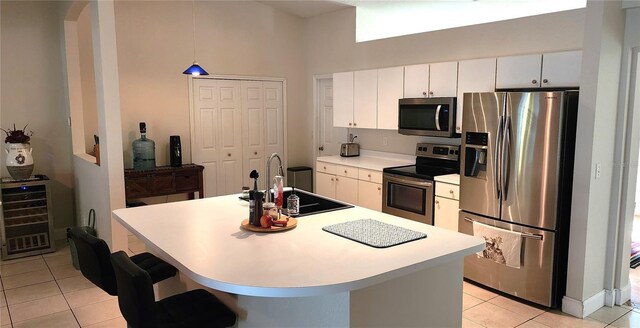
xmin=354 ymin=69 xmax=378 ymax=129
xmin=333 ymin=71 xmax=354 ymax=128
xmin=496 ymin=54 xmax=543 ymax=89
xmin=429 ymin=61 xmax=458 ymax=97
xmin=404 ymin=62 xmax=457 ymax=98
xmin=377 ymin=66 xmax=404 ymax=130
xmin=404 ymin=64 xmax=430 ymax=98
xmin=457 ymin=58 xmax=497 ymax=134
xmin=496 ymin=51 xmax=582 ymax=89
xmin=541 ymin=50 xmax=582 ymax=88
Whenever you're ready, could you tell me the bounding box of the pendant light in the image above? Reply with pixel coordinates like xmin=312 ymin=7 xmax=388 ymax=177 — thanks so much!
xmin=183 ymin=0 xmax=208 ymax=76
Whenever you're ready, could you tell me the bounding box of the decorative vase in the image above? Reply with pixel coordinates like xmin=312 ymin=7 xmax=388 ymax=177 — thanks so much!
xmin=5 ymin=143 xmax=34 ymax=180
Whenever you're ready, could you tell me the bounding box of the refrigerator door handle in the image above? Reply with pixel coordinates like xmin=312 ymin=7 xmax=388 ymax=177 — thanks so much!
xmin=501 ymin=118 xmax=512 ymax=200
xmin=494 ymin=115 xmax=504 ymax=199
xmin=435 ymin=105 xmax=442 ymax=131
xmin=463 ymin=217 xmax=543 ymax=240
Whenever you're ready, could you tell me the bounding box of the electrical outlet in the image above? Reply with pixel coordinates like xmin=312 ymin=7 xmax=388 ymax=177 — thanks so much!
xmin=595 ymin=163 xmax=602 ymax=179
xmin=383 ymin=137 xmax=388 ymax=146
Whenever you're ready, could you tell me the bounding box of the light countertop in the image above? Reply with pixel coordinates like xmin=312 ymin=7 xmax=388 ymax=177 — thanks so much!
xmin=317 ymin=150 xmax=415 ymax=171
xmin=435 ymin=173 xmax=461 ymax=185
xmin=113 ymin=194 xmax=483 ymax=298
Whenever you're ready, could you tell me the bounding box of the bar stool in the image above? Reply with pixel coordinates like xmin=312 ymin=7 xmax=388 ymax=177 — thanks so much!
xmin=110 ymin=251 xmax=237 ymax=328
xmin=68 ymin=227 xmax=177 ymax=296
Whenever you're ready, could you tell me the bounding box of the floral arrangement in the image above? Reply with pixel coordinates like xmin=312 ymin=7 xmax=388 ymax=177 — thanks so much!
xmin=2 ymin=124 xmax=33 ymax=144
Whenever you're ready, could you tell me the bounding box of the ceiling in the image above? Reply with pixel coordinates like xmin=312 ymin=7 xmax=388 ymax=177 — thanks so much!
xmin=257 ymin=1 xmax=354 ymax=18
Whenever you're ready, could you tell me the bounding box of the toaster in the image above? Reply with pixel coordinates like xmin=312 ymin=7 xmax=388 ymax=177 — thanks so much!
xmin=340 ymin=143 xmax=360 ymax=157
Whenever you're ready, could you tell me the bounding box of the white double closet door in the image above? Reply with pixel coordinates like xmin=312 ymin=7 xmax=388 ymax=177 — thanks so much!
xmin=192 ymin=78 xmax=284 ymax=197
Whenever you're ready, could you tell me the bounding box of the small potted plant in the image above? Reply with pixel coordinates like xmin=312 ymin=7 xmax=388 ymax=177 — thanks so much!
xmin=2 ymin=124 xmax=34 ymax=180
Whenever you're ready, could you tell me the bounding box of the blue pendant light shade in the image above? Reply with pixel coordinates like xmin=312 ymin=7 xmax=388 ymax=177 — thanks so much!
xmin=183 ymin=62 xmax=209 ymax=76
xmin=183 ymin=0 xmax=209 ymax=76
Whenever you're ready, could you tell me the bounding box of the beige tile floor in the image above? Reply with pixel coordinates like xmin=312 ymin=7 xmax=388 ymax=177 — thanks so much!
xmin=2 ymin=238 xmax=640 ymax=327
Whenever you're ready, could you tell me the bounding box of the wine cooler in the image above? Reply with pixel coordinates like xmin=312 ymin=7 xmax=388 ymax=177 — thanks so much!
xmin=1 ymin=176 xmax=55 ymax=260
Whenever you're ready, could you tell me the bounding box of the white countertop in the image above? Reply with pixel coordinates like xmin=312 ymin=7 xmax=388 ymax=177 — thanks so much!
xmin=435 ymin=174 xmax=461 ymax=185
xmin=317 ymin=150 xmax=415 ymax=171
xmin=113 ymin=194 xmax=483 ymax=298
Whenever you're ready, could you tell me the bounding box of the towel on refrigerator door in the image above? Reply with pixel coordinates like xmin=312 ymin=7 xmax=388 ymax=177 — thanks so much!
xmin=472 ymin=221 xmax=522 ymax=268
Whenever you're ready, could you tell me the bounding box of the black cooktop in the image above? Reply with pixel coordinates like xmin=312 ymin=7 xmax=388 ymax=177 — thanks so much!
xmin=383 ymin=143 xmax=460 ymax=180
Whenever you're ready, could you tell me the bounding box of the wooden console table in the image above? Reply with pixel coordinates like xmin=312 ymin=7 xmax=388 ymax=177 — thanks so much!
xmin=124 ymin=164 xmax=204 ymax=202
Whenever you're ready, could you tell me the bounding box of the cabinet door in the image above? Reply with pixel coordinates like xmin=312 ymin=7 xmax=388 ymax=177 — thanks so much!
xmin=457 ymin=58 xmax=497 ymax=135
xmin=316 ymin=172 xmax=336 ymax=199
xmin=429 ymin=61 xmax=458 ymax=97
xmin=377 ymin=66 xmax=404 ymax=130
xmin=333 ymin=72 xmax=354 ymax=128
xmin=496 ymin=54 xmax=542 ymax=89
xmin=541 ymin=50 xmax=582 ymax=88
xmin=434 ymin=197 xmax=459 ymax=232
xmin=404 ymin=64 xmax=429 ymax=98
xmin=358 ymin=180 xmax=382 ymax=211
xmin=335 ymin=176 xmax=358 ymax=204
xmin=354 ymin=69 xmax=378 ymax=129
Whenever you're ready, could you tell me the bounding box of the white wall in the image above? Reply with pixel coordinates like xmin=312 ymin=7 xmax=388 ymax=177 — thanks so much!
xmin=113 ymin=1 xmax=307 ymax=168
xmin=304 ymin=8 xmax=585 ymax=162
xmin=1 ymin=1 xmax=76 ymax=240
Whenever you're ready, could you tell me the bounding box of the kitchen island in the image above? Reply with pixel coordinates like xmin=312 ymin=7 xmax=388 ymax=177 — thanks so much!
xmin=113 ymin=193 xmax=484 ymax=327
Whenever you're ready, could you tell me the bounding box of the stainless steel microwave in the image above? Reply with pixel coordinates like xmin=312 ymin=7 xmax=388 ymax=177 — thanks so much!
xmin=398 ymin=97 xmax=458 ymax=137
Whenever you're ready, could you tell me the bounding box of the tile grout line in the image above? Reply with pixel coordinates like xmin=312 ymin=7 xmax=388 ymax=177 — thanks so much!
xmin=0 ymin=275 xmax=13 ymax=328
xmin=43 ymin=251 xmax=82 ymax=328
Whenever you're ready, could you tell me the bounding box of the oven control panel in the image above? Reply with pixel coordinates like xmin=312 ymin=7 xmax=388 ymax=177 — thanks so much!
xmin=415 ymin=143 xmax=459 ymax=160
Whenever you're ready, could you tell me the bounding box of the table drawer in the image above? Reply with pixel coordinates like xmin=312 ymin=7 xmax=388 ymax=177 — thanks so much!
xmin=336 ymin=165 xmax=359 ymax=179
xmin=435 ymin=182 xmax=459 ymax=200
xmin=358 ymin=168 xmax=382 ymax=184
xmin=175 ymin=173 xmax=199 ymax=192
xmin=316 ymin=161 xmax=337 ymax=175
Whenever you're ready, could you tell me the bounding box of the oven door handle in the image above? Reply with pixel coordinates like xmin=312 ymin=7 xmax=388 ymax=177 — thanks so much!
xmin=463 ymin=217 xmax=543 ymax=240
xmin=384 ymin=174 xmax=434 ymax=187
xmin=435 ymin=105 xmax=442 ymax=131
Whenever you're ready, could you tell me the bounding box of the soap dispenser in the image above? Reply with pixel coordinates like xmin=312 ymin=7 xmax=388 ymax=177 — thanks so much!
xmin=287 ymin=187 xmax=300 ymax=217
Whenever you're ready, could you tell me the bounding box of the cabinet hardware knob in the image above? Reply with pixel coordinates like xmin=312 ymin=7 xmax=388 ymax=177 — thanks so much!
xmin=331 ymin=178 xmax=334 ymax=181
xmin=543 ymin=78 xmax=549 ymax=84
xmin=429 ymin=91 xmax=434 ymax=96
xmin=323 ymin=166 xmax=326 ymax=170
xmin=532 ymin=79 xmax=538 ymax=84
xmin=368 ymin=174 xmax=371 ymax=178
xmin=227 ymin=153 xmax=231 ymax=157
xmin=349 ymin=122 xmax=352 ymax=126
xmin=335 ymin=178 xmax=339 ymax=181
xmin=377 ymin=187 xmax=381 ymax=191
xmin=354 ymin=122 xmax=357 ymax=126
xmin=344 ymin=170 xmax=347 ymax=173
xmin=450 ymin=190 xmax=454 ymax=194
xmin=423 ymin=91 xmax=427 ymax=96
xmin=435 ymin=200 xmax=439 ymax=205
xmin=254 ymin=151 xmax=257 ymax=155
xmin=318 ymin=145 xmax=324 ymax=151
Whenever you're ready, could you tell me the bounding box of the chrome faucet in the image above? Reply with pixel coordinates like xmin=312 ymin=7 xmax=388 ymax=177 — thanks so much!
xmin=265 ymin=153 xmax=284 ymax=204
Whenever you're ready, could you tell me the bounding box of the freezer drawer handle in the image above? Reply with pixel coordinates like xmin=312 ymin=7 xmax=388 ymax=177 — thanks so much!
xmin=463 ymin=217 xmax=543 ymax=240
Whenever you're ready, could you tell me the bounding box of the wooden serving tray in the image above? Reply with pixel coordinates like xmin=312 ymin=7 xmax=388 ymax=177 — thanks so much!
xmin=240 ymin=217 xmax=297 ymax=233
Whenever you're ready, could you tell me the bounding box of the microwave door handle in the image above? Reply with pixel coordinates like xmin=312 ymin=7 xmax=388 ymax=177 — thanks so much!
xmin=435 ymin=105 xmax=442 ymax=131
xmin=494 ymin=115 xmax=504 ymax=199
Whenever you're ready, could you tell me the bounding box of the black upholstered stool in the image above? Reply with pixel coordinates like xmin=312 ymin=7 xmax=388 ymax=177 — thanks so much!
xmin=110 ymin=251 xmax=237 ymax=328
xmin=68 ymin=227 xmax=177 ymax=296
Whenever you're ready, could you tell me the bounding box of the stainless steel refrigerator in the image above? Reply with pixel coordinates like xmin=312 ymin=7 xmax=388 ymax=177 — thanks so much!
xmin=458 ymin=91 xmax=578 ymax=307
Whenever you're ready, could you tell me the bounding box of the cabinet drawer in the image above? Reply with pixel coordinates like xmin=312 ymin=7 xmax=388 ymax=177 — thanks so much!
xmin=316 ymin=161 xmax=337 ymax=175
xmin=175 ymin=173 xmax=199 ymax=192
xmin=435 ymin=182 xmax=459 ymax=200
xmin=336 ymin=165 xmax=359 ymax=179
xmin=125 ymin=176 xmax=151 ymax=199
xmin=152 ymin=173 xmax=175 ymax=194
xmin=358 ymin=168 xmax=382 ymax=184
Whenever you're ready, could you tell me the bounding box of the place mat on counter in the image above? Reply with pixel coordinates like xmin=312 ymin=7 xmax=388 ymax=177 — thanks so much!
xmin=322 ymin=219 xmax=427 ymax=248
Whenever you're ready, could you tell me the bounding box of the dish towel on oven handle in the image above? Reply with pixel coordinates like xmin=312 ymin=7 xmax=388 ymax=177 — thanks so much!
xmin=472 ymin=221 xmax=522 ymax=269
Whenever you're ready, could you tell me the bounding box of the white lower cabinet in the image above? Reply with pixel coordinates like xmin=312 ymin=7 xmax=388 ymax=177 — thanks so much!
xmin=316 ymin=172 xmax=336 ymax=199
xmin=316 ymin=161 xmax=383 ymax=211
xmin=434 ymin=197 xmax=459 ymax=232
xmin=434 ymin=179 xmax=460 ymax=232
xmin=336 ymin=176 xmax=359 ymax=205
xmin=358 ymin=180 xmax=382 ymax=211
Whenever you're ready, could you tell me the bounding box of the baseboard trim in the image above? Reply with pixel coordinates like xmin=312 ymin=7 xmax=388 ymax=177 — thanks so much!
xmin=562 ymin=290 xmax=606 ymax=318
xmin=605 ymin=289 xmax=615 ymax=307
xmin=616 ymin=283 xmax=632 ymax=305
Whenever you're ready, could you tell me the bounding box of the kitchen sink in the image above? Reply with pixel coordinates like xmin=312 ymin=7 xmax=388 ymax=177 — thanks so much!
xmin=240 ymin=189 xmax=353 ymax=217
xmin=282 ymin=189 xmax=353 ymax=217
